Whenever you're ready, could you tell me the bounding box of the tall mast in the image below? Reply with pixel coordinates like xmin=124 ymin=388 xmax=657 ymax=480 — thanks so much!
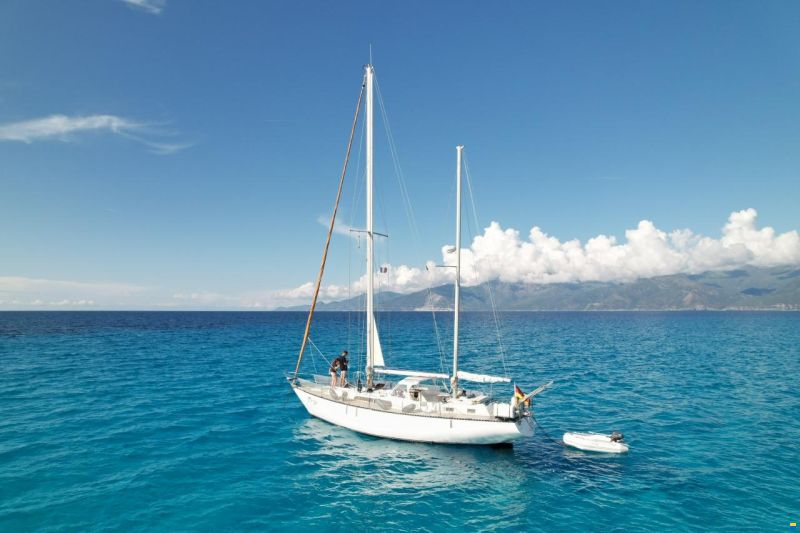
xmin=365 ymin=64 xmax=375 ymax=388
xmin=452 ymin=145 xmax=464 ymax=398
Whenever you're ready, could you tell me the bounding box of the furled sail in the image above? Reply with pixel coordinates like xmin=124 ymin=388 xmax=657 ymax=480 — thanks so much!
xmin=456 ymin=370 xmax=511 ymax=384
xmin=373 ymin=369 xmax=449 ymax=379
xmin=369 ymin=313 xmax=385 ymax=367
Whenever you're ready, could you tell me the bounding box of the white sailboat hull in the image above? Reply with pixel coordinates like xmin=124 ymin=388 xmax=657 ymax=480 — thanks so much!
xmin=293 ymin=385 xmax=534 ymax=445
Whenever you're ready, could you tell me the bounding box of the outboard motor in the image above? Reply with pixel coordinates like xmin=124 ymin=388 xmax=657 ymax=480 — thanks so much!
xmin=357 ymin=378 xmax=362 ymax=392
xmin=610 ymin=431 xmax=624 ymax=442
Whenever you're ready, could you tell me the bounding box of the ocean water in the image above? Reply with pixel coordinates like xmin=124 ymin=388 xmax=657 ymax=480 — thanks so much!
xmin=0 ymin=311 xmax=798 ymax=532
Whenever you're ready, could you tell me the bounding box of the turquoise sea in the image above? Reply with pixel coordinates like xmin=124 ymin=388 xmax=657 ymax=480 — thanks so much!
xmin=1 ymin=311 xmax=798 ymax=531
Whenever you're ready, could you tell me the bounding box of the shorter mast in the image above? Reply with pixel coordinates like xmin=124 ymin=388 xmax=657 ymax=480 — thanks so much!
xmin=452 ymin=145 xmax=464 ymax=398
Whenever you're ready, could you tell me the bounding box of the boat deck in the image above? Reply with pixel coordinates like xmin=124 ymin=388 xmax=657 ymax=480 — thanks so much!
xmin=295 ymin=378 xmax=521 ymax=423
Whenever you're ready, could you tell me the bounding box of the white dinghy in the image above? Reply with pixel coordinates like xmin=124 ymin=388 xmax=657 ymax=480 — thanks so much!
xmin=563 ymin=431 xmax=629 ymax=453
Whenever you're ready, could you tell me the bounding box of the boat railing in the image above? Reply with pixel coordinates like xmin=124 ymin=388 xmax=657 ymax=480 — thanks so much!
xmin=296 ymin=375 xmax=514 ymax=421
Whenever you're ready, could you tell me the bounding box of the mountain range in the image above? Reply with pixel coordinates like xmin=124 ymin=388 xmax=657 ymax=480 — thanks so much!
xmin=282 ymin=266 xmax=800 ymax=311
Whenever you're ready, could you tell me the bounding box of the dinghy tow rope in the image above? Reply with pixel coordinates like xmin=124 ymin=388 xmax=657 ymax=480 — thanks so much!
xmin=530 ymin=412 xmax=566 ymax=447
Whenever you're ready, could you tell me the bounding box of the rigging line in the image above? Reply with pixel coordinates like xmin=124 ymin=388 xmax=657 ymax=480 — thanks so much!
xmin=307 ymin=337 xmax=332 ymax=368
xmin=465 ymin=159 xmax=508 ymax=378
xmin=310 ymin=340 xmax=319 ymax=375
xmin=292 ymin=80 xmax=365 ymax=383
xmin=382 ymin=230 xmax=393 ymax=358
xmin=357 ymin=291 xmax=366 ymax=379
xmin=374 ymin=76 xmax=413 ymax=236
xmin=349 ymin=112 xmax=367 ymax=233
xmin=463 ymin=154 xmax=509 ymax=378
xmin=531 ymin=412 xmax=567 ymax=447
xmin=346 ymin=237 xmax=351 ymax=357
xmin=372 ymin=141 xmax=390 ymax=359
xmin=347 ymin=111 xmax=367 ymax=355
xmin=374 ymin=74 xmax=447 ymax=370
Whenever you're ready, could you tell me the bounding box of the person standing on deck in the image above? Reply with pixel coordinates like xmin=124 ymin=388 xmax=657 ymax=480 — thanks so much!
xmin=329 ymin=350 xmax=349 ymax=387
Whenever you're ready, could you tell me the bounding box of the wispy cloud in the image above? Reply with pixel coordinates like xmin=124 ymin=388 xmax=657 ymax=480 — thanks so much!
xmin=0 ymin=276 xmax=280 ymax=310
xmin=316 ymin=215 xmax=360 ymax=238
xmin=0 ymin=114 xmax=136 ymax=142
xmin=146 ymin=141 xmax=194 ymax=155
xmin=171 ymin=291 xmax=236 ymax=305
xmin=0 ymin=276 xmax=148 ymax=308
xmin=0 ymin=114 xmax=192 ymax=155
xmin=121 ymin=0 xmax=166 ymax=15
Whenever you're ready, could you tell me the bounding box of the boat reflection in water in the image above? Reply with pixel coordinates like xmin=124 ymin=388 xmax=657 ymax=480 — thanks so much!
xmin=290 ymin=418 xmax=527 ymax=508
xmin=286 ymin=419 xmax=632 ymax=528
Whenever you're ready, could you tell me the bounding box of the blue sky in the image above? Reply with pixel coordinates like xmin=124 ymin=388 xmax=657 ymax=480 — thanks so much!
xmin=1 ymin=1 xmax=799 ymax=309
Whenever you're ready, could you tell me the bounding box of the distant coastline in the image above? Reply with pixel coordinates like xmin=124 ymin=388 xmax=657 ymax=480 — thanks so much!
xmin=2 ymin=266 xmax=797 ymax=313
xmin=1 ymin=308 xmax=799 ymax=313
xmin=278 ymin=265 xmax=800 ymax=313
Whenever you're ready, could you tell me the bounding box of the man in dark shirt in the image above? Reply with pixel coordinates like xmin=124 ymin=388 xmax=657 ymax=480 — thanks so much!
xmin=329 ymin=350 xmax=349 ymax=387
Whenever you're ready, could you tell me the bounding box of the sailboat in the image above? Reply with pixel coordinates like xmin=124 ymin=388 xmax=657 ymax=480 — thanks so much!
xmin=288 ymin=64 xmax=546 ymax=445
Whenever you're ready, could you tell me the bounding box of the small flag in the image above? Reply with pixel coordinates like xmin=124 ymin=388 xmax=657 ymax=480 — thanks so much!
xmin=514 ymin=384 xmax=530 ymax=407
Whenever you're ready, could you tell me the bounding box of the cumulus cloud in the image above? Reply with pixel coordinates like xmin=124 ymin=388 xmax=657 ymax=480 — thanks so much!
xmin=4 ymin=209 xmax=796 ymax=310
xmin=274 ymin=280 xmax=360 ymax=302
xmin=279 ymin=208 xmax=800 ymax=304
xmin=121 ymin=0 xmax=166 ymax=15
xmin=0 ymin=114 xmax=191 ymax=154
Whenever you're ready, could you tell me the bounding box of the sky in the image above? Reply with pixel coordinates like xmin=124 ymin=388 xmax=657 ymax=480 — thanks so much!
xmin=1 ymin=1 xmax=799 ymax=309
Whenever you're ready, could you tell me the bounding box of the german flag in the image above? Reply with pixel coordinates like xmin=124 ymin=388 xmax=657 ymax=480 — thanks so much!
xmin=514 ymin=385 xmax=531 ymax=407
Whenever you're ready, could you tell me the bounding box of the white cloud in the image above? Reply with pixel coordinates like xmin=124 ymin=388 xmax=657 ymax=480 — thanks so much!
xmin=274 ymin=280 xmax=359 ymax=302
xmin=0 ymin=114 xmax=191 ymax=155
xmin=121 ymin=0 xmax=166 ymax=15
xmin=170 ymin=291 xmax=238 ymax=304
xmin=3 ymin=209 xmax=796 ymax=310
xmin=48 ymin=299 xmax=95 ymax=306
xmin=317 ymin=215 xmax=359 ymax=238
xmin=0 ymin=277 xmax=147 ymax=308
xmin=279 ymin=208 xmax=800 ymax=304
xmin=0 ymin=114 xmax=137 ymax=142
xmin=452 ymin=208 xmax=799 ymax=286
xmin=147 ymin=141 xmax=193 ymax=155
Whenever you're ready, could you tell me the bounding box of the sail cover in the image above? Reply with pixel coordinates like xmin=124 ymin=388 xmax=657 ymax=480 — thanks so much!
xmin=457 ymin=370 xmax=511 ymax=384
xmin=374 ymin=368 xmax=448 ymax=379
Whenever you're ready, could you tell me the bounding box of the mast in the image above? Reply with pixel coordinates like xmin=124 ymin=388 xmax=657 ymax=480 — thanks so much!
xmin=452 ymin=145 xmax=464 ymax=398
xmin=365 ymin=63 xmax=375 ymax=388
